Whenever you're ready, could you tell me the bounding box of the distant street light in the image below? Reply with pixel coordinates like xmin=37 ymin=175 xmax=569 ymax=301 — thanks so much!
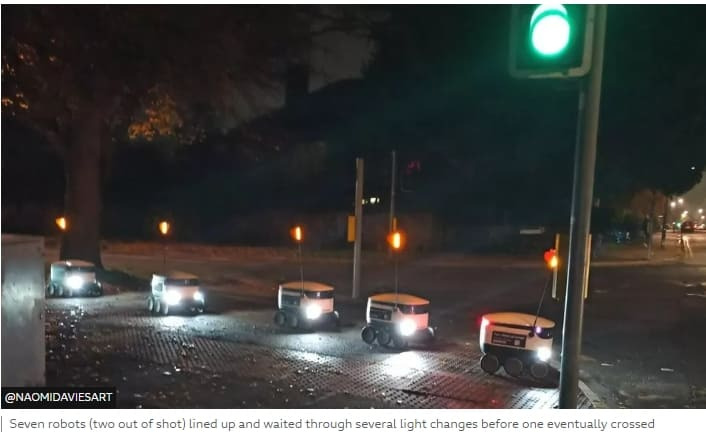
xmin=691 ymin=166 xmax=696 ymax=170
xmin=55 ymin=216 xmax=68 ymax=232
xmin=670 ymin=201 xmax=676 ymax=208
xmin=678 ymin=198 xmax=684 ymax=205
xmin=682 ymin=211 xmax=688 ymax=218
xmin=698 ymin=208 xmax=703 ymax=215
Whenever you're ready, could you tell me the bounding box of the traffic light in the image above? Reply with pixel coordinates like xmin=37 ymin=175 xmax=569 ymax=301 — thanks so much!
xmin=400 ymin=159 xmax=422 ymax=193
xmin=509 ymin=4 xmax=596 ymax=79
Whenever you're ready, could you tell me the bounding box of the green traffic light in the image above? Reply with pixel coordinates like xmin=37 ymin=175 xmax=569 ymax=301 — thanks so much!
xmin=530 ymin=4 xmax=571 ymax=57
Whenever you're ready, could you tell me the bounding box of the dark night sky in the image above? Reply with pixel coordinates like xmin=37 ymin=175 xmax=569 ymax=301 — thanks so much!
xmin=2 ymin=5 xmax=705 ymax=240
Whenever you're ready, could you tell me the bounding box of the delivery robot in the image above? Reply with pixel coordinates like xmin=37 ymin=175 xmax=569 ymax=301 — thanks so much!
xmin=479 ymin=312 xmax=555 ymax=379
xmin=46 ymin=259 xmax=103 ymax=297
xmin=274 ymin=281 xmax=341 ymax=330
xmin=361 ymin=292 xmax=436 ymax=349
xmin=148 ymin=271 xmax=205 ymax=316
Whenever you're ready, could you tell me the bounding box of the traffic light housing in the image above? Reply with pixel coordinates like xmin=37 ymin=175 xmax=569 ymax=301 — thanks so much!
xmin=509 ymin=4 xmax=596 ymax=79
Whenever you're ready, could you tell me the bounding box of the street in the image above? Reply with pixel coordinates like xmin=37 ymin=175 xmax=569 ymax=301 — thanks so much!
xmin=43 ymin=232 xmax=706 ymax=408
xmin=579 ymin=231 xmax=706 ymax=408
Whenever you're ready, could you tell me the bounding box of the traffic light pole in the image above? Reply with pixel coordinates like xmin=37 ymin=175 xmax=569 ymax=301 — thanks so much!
xmin=559 ymin=4 xmax=607 ymax=409
xmin=352 ymin=158 xmax=364 ymax=299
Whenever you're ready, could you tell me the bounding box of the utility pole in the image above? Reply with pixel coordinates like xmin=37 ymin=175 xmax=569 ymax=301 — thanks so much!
xmin=559 ymin=4 xmax=607 ymax=409
xmin=389 ymin=150 xmax=397 ymax=233
xmin=352 ymin=158 xmax=364 ymax=299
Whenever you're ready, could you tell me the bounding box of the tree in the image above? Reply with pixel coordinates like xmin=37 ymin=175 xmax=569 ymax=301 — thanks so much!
xmin=2 ymin=5 xmax=370 ymax=264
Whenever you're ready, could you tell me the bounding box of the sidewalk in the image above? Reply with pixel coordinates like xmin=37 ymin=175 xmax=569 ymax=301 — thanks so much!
xmin=590 ymin=243 xmax=682 ymax=267
xmin=45 ymin=295 xmax=595 ymax=409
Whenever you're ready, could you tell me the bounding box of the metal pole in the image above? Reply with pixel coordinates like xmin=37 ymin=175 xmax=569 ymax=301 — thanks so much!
xmin=559 ymin=4 xmax=607 ymax=409
xmin=389 ymin=150 xmax=397 ymax=233
xmin=163 ymin=243 xmax=167 ymax=271
xmin=394 ymin=253 xmax=399 ymax=299
xmin=298 ymin=241 xmax=304 ymax=293
xmin=352 ymin=158 xmax=364 ymax=299
xmin=647 ymin=192 xmax=656 ymax=260
xmin=552 ymin=233 xmax=560 ymax=299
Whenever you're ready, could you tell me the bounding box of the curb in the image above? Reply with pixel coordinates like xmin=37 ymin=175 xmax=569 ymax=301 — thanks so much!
xmin=549 ymin=357 xmax=605 ymax=408
xmin=579 ymin=379 xmax=607 ymax=409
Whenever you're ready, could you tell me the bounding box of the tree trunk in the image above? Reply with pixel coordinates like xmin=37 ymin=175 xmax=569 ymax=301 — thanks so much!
xmin=661 ymin=195 xmax=669 ymax=248
xmin=59 ymin=110 xmax=103 ymax=267
xmin=646 ymin=190 xmax=657 ymax=260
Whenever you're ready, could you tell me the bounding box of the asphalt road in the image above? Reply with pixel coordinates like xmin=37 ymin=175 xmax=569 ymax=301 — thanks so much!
xmin=43 ymin=231 xmax=706 ymax=408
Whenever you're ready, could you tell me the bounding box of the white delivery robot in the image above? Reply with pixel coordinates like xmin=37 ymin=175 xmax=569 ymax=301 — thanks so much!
xmin=361 ymin=293 xmax=436 ymax=349
xmin=274 ymin=281 xmax=340 ymax=329
xmin=46 ymin=259 xmax=103 ymax=297
xmin=147 ymin=271 xmax=205 ymax=316
xmin=479 ymin=312 xmax=555 ymax=379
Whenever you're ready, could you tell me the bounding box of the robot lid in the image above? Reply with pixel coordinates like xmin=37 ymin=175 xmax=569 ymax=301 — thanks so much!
xmin=369 ymin=293 xmax=429 ymax=306
xmin=280 ymin=281 xmax=334 ymax=293
xmin=153 ymin=270 xmax=199 ymax=281
xmin=483 ymin=312 xmax=555 ymax=330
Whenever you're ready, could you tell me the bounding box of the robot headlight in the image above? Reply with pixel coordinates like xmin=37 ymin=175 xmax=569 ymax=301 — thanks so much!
xmin=305 ymin=303 xmax=322 ymax=320
xmin=65 ymin=275 xmax=84 ymax=290
xmin=165 ymin=289 xmax=182 ymax=306
xmin=399 ymin=318 xmax=417 ymax=337
xmin=537 ymin=347 xmax=552 ymax=362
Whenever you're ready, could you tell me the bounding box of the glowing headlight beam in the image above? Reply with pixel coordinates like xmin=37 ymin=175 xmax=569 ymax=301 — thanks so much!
xmin=193 ymin=291 xmax=204 ymax=302
xmin=65 ymin=275 xmax=84 ymax=290
xmin=537 ymin=346 xmax=552 ymax=362
xmin=399 ymin=319 xmax=417 ymax=337
xmin=165 ymin=289 xmax=182 ymax=306
xmin=305 ymin=304 xmax=322 ymax=320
